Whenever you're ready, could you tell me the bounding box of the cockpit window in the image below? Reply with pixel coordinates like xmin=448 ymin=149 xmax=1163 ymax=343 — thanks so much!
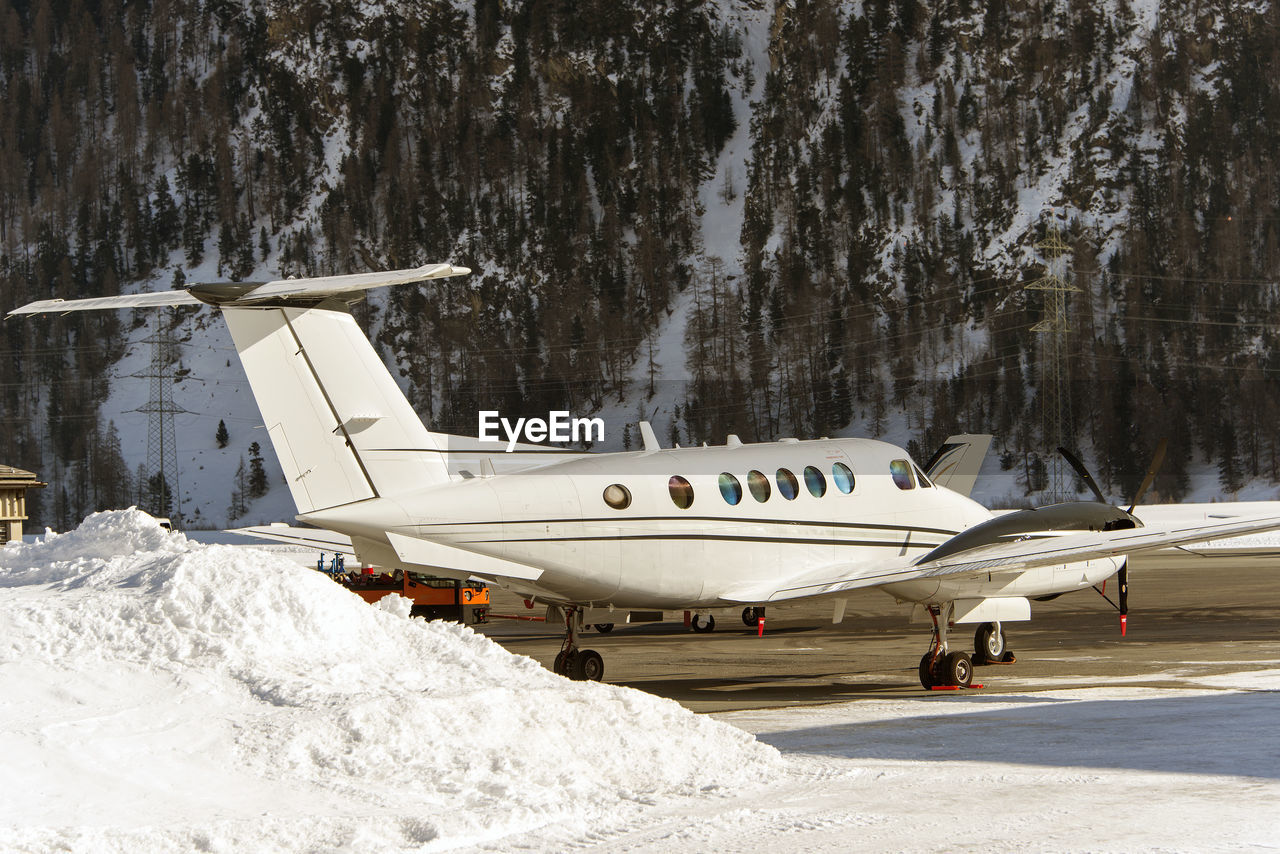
xmin=890 ymin=459 xmax=916 ymax=490
xmin=913 ymin=464 xmax=933 ymax=488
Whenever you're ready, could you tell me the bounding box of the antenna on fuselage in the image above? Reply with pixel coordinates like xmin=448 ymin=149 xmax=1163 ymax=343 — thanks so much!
xmin=638 ymin=421 xmax=661 ymax=452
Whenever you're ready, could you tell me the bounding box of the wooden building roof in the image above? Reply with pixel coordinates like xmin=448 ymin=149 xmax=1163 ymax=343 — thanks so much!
xmin=0 ymin=465 xmax=45 ymax=487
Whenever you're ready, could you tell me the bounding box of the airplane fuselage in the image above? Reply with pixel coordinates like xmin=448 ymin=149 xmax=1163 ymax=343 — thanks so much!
xmin=304 ymin=436 xmax=1121 ymax=609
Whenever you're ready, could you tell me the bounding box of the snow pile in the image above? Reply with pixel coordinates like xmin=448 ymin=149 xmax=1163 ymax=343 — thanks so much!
xmin=0 ymin=510 xmax=780 ymax=851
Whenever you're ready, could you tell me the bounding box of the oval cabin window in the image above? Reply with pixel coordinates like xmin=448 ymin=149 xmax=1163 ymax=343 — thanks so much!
xmin=668 ymin=475 xmax=695 ymax=509
xmin=718 ymin=473 xmax=743 ymax=505
xmin=832 ymin=462 xmax=855 ymax=493
xmin=747 ymin=470 xmax=771 ymax=502
xmin=603 ymin=483 xmax=632 ymax=510
xmin=776 ymin=468 xmax=799 ymax=500
xmin=803 ymin=465 xmax=827 ymax=497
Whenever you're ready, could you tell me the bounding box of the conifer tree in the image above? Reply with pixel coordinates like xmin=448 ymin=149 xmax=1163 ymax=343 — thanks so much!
xmin=248 ymin=441 xmax=268 ymax=499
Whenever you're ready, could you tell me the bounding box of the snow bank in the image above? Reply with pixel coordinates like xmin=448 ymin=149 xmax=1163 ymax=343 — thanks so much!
xmin=0 ymin=510 xmax=779 ymax=852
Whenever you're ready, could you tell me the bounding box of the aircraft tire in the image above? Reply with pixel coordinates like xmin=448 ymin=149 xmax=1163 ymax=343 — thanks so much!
xmin=973 ymin=622 xmax=1006 ymax=664
xmin=553 ymin=650 xmax=573 ymax=676
xmin=944 ymin=651 xmax=973 ymax=688
xmin=742 ymin=607 xmax=758 ymax=627
xmin=691 ymin=614 xmax=716 ymax=633
xmin=593 ymin=623 xmax=614 ymax=633
xmin=572 ymin=649 xmax=605 ymax=681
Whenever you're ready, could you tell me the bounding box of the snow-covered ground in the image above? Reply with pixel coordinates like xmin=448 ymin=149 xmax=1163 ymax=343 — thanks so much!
xmin=2 ymin=511 xmax=1277 ymax=852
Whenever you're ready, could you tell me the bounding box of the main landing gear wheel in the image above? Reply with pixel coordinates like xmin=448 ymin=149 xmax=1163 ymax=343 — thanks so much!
xmin=592 ymin=623 xmax=614 ymax=633
xmin=944 ymin=651 xmax=973 ymax=688
xmin=571 ymin=649 xmax=605 ymax=681
xmin=919 ymin=652 xmax=941 ymax=689
xmin=973 ymin=622 xmax=1007 ymax=664
xmin=552 ymin=606 xmax=607 ymax=681
xmin=691 ymin=613 xmax=716 ymax=633
xmin=917 ymin=604 xmax=974 ymax=689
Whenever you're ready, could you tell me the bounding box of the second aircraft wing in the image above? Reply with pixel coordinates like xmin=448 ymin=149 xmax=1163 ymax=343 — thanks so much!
xmin=720 ymin=511 xmax=1280 ymax=604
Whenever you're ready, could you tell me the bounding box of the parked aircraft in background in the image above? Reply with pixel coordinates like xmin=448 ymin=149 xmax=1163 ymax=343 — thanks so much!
xmin=13 ymin=265 xmax=1280 ymax=689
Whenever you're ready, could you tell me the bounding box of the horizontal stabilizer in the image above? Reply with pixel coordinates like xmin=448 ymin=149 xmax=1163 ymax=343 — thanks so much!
xmin=7 ymin=289 xmax=202 ymax=315
xmin=386 ymin=532 xmax=544 ymax=582
xmin=7 ymin=264 xmax=470 ymax=317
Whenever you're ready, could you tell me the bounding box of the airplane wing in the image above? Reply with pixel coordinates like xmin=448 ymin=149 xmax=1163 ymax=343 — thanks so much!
xmin=720 ymin=511 xmax=1280 ymax=604
xmin=718 ymin=556 xmax=925 ymax=603
xmin=912 ymin=512 xmax=1280 ymax=577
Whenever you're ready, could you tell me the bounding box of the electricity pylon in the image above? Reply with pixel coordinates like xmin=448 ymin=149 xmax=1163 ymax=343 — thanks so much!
xmin=133 ymin=313 xmax=189 ymax=527
xmin=1025 ymin=225 xmax=1078 ymax=502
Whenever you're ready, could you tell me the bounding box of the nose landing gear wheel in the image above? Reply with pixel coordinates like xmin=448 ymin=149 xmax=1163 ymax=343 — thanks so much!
xmin=973 ymin=622 xmax=1006 ymax=664
xmin=691 ymin=614 xmax=716 ymax=633
xmin=741 ymin=607 xmax=762 ymax=627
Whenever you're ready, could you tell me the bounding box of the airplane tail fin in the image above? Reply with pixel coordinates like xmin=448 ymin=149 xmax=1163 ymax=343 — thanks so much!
xmin=9 ymin=264 xmax=469 ymax=514
xmin=223 ymin=305 xmax=451 ymax=513
xmin=923 ymin=434 xmax=992 ymax=498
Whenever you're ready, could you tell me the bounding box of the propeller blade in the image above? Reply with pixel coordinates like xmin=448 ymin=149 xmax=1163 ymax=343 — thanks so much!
xmin=1127 ymin=437 xmax=1169 ymax=514
xmin=1057 ymin=446 xmax=1107 ymax=503
xmin=1118 ymin=561 xmax=1129 ymax=637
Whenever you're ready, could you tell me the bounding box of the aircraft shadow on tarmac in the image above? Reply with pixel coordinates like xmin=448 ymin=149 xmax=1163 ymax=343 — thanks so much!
xmin=747 ymin=690 xmax=1280 ymax=779
xmin=616 ymin=676 xmax=909 ymax=706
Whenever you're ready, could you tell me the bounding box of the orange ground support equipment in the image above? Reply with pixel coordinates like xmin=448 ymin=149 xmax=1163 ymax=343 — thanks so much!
xmin=338 ymin=569 xmax=490 ymax=625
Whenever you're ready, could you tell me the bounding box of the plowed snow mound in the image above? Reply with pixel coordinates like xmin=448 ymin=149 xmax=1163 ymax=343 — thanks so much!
xmin=0 ymin=510 xmax=780 ymax=852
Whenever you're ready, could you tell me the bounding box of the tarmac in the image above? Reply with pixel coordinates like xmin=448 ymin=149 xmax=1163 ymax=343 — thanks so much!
xmin=476 ymin=553 xmax=1280 ymax=712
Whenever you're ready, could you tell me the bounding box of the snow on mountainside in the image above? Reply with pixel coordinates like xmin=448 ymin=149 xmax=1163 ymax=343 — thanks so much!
xmin=0 ymin=510 xmax=781 ymax=850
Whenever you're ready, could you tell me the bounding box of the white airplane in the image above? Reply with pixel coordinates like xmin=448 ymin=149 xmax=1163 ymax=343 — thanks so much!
xmin=13 ymin=264 xmax=1280 ymax=689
